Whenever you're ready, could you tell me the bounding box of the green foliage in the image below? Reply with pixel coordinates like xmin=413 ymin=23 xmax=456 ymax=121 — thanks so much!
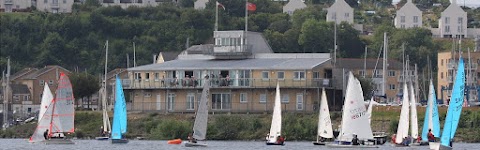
xmin=389 ymin=119 xmax=399 ymax=133
xmin=149 ymin=119 xmax=191 ymax=139
xmin=358 ymin=76 xmax=374 ymax=99
xmin=70 ymin=72 xmax=100 ymax=108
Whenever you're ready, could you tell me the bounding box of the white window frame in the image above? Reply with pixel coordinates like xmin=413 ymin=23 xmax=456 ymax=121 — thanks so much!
xmin=400 ymin=16 xmax=405 ymax=23
xmin=294 ymin=71 xmax=305 ymax=80
xmin=40 ymin=80 xmax=45 ymax=86
xmin=167 ymin=93 xmax=175 ymax=111
xmin=186 ymin=93 xmax=195 ymax=110
xmin=49 ymin=80 xmax=54 ymax=85
xmin=281 ymin=94 xmax=289 ymax=103
xmin=154 ymin=73 xmax=160 ymax=81
xmin=145 ymin=73 xmax=150 ymax=81
xmin=134 ymin=72 xmax=141 ymax=80
xmin=240 ymin=93 xmax=248 ymax=103
xmin=144 ymin=92 xmax=151 ymax=97
xmin=259 ymin=94 xmax=267 ymax=103
xmin=413 ymin=16 xmax=418 ymax=23
xmin=313 ymin=71 xmax=320 ymax=79
xmin=262 ymin=71 xmax=269 ymax=81
xmin=296 ymin=93 xmax=304 ymax=110
xmin=277 ymin=71 xmax=285 ymax=80
xmin=388 ymin=71 xmax=395 ymax=77
xmin=389 ymin=84 xmax=396 ymax=90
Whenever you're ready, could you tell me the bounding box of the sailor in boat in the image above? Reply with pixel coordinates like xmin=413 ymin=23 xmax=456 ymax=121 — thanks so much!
xmin=351 ymin=134 xmax=360 ymax=145
xmin=416 ymin=135 xmax=422 ymax=143
xmin=100 ymin=126 xmax=105 ymax=137
xmin=318 ymin=136 xmax=326 ymax=142
xmin=43 ymin=129 xmax=49 ymax=140
xmin=276 ymin=136 xmax=285 ymax=145
xmin=265 ymin=133 xmax=269 ymax=141
xmin=187 ymin=133 xmax=197 ymax=143
xmin=391 ymin=134 xmax=396 ymax=143
xmin=427 ymin=129 xmax=435 ymax=142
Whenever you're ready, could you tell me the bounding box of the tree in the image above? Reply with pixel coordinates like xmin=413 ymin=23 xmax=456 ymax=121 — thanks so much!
xmin=358 ymin=76 xmax=374 ymax=100
xmin=298 ymin=19 xmax=332 ymax=53
xmin=70 ymin=72 xmax=100 ymax=109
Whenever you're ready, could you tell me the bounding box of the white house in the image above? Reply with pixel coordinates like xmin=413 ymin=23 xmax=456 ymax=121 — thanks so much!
xmin=37 ymin=0 xmax=74 ymax=13
xmin=326 ymin=0 xmax=353 ymax=24
xmin=99 ymin=0 xmax=169 ymax=9
xmin=194 ymin=0 xmax=208 ymax=10
xmin=439 ymin=0 xmax=467 ymax=38
xmin=394 ymin=0 xmax=422 ymax=29
xmin=0 ymin=0 xmax=33 ymax=12
xmin=283 ymin=0 xmax=306 ymax=15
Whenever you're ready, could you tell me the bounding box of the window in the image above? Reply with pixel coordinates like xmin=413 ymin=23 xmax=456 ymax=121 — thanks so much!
xmin=277 ymin=71 xmax=284 ymax=80
xmin=389 ymin=84 xmax=396 ymax=90
xmin=441 ymin=59 xmax=444 ymax=66
xmin=445 ymin=25 xmax=450 ymax=32
xmin=445 ymin=17 xmax=450 ymax=24
xmin=39 ymin=94 xmax=43 ymax=100
xmin=49 ymin=80 xmax=54 ymax=85
xmin=294 ymin=71 xmax=305 ymax=80
xmin=145 ymin=73 xmax=150 ymax=81
xmin=296 ymin=94 xmax=304 ymax=110
xmin=167 ymin=93 xmax=175 ymax=111
xmin=13 ymin=95 xmax=19 ymax=102
xmin=331 ymin=12 xmax=336 ymax=20
xmin=24 ymin=95 xmax=29 ymax=101
xmin=144 ymin=92 xmax=151 ymax=97
xmin=388 ymin=71 xmax=396 ymax=77
xmin=262 ymin=71 xmax=269 ymax=80
xmin=281 ymin=94 xmax=289 ymax=103
xmin=186 ymin=93 xmax=195 ymax=110
xmin=401 ymin=25 xmax=405 ymax=29
xmin=53 ymin=0 xmax=58 ymax=4
xmin=441 ymin=72 xmax=444 ymax=79
xmin=63 ymin=0 xmax=66 ymax=3
xmin=414 ymin=24 xmax=418 ymax=28
xmin=458 ymin=17 xmax=463 ymax=24
xmin=313 ymin=72 xmax=320 ymax=79
xmin=212 ymin=93 xmax=231 ymax=110
xmin=413 ymin=16 xmax=419 ymax=23
xmin=135 ymin=93 xmax=139 ymax=97
xmin=458 ymin=26 xmax=462 ymax=33
xmin=344 ymin=13 xmax=349 ymax=18
xmin=134 ymin=73 xmax=141 ymax=80
xmin=240 ymin=93 xmax=247 ymax=103
xmin=400 ymin=16 xmax=405 ymax=23
xmin=359 ymin=70 xmax=365 ymax=77
xmin=44 ymin=0 xmax=47 ymax=3
xmin=154 ymin=73 xmax=160 ymax=81
xmin=260 ymin=94 xmax=267 ymax=103
xmin=40 ymin=80 xmax=45 ymax=86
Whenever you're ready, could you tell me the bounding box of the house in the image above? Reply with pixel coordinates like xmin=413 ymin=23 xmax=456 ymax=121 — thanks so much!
xmin=282 ymin=0 xmax=306 ymax=15
xmin=0 ymin=0 xmax=33 ymax=12
xmin=9 ymin=84 xmax=32 ymax=118
xmin=334 ymin=58 xmax=414 ymax=104
xmin=156 ymin=51 xmax=181 ymax=64
xmin=326 ymin=0 xmax=353 ymax=24
xmin=100 ymin=0 xmax=173 ymax=9
xmin=194 ymin=0 xmax=208 ymax=10
xmin=438 ymin=0 xmax=467 ymax=38
xmin=36 ymin=0 xmax=74 ymax=13
xmin=394 ymin=0 xmax=422 ymax=29
xmin=124 ymin=30 xmax=338 ymax=113
xmin=437 ymin=51 xmax=479 ymax=105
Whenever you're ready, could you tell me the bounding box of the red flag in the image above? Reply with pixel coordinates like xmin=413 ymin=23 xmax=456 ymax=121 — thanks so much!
xmin=247 ymin=2 xmax=256 ymax=12
xmin=216 ymin=1 xmax=225 ymax=10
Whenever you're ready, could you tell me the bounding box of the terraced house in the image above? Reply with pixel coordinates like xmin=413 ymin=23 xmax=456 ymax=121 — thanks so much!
xmin=124 ymin=30 xmax=336 ymax=113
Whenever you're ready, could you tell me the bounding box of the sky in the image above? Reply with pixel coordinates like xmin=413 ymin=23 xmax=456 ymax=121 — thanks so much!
xmin=392 ymin=0 xmax=480 ymax=8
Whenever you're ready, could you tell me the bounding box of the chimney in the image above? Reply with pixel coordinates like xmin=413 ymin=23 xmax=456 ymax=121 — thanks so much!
xmin=153 ymin=55 xmax=157 ymax=64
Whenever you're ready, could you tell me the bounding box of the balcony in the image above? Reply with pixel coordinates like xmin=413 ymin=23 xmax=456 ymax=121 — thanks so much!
xmin=51 ymin=3 xmax=59 ymax=8
xmin=123 ymin=78 xmax=332 ymax=90
xmin=4 ymin=0 xmax=13 ymax=5
xmin=397 ymin=75 xmax=417 ymax=82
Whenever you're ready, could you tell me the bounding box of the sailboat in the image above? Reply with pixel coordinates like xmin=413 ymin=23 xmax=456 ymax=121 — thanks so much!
xmin=417 ymin=80 xmax=440 ymax=146
xmin=326 ymin=72 xmax=377 ymax=148
xmin=184 ymin=78 xmax=211 ymax=147
xmin=111 ymin=76 xmax=128 ymax=144
xmin=313 ymin=88 xmax=333 ymax=145
xmin=29 ymin=72 xmax=75 ymax=144
xmin=96 ymin=40 xmax=111 ymax=140
xmin=409 ymin=82 xmax=419 ymax=143
xmin=266 ymin=82 xmax=284 ymax=146
xmin=393 ymin=83 xmax=410 ymax=147
xmin=430 ymin=58 xmax=465 ymax=150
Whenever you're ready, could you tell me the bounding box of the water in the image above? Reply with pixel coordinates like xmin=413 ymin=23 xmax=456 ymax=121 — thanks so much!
xmin=1 ymin=139 xmax=478 ymax=150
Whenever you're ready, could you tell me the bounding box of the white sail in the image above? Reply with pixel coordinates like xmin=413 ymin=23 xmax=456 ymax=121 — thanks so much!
xmin=338 ymin=72 xmax=373 ymax=141
xmin=192 ymin=79 xmax=211 ymax=140
xmin=367 ymin=97 xmax=374 ymax=124
xmin=409 ymin=82 xmax=418 ymax=138
xmin=101 ymin=86 xmax=111 ymax=133
xmin=39 ymin=83 xmax=53 ymax=122
xmin=268 ymin=82 xmax=282 ymax=143
xmin=395 ymin=83 xmax=410 ymax=144
xmin=30 ymin=101 xmax=54 ymax=142
xmin=317 ymin=88 xmax=333 ymax=139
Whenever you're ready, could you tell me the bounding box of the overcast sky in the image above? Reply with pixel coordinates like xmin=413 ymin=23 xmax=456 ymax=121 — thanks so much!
xmin=392 ymin=0 xmax=480 ymax=8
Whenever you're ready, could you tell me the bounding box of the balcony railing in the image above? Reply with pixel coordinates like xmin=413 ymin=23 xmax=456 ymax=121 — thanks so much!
xmin=4 ymin=0 xmax=13 ymax=4
xmin=123 ymin=78 xmax=332 ymax=89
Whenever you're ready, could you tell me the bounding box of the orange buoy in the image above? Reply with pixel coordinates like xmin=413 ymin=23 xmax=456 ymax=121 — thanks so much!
xmin=167 ymin=139 xmax=182 ymax=144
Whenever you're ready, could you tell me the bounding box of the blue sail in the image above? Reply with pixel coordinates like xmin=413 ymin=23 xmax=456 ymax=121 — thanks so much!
xmin=421 ymin=80 xmax=441 ymax=140
xmin=111 ymin=76 xmax=127 ymax=140
xmin=440 ymin=58 xmax=465 ymax=146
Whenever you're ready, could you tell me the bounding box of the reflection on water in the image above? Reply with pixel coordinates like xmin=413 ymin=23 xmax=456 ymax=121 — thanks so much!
xmin=2 ymin=139 xmax=479 ymax=150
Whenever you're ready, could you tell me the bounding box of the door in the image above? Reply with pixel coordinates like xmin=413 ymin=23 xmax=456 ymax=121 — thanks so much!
xmin=156 ymin=94 xmax=161 ymax=111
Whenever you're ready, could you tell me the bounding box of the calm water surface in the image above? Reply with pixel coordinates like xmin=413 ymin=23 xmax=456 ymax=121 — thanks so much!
xmin=0 ymin=139 xmax=478 ymax=150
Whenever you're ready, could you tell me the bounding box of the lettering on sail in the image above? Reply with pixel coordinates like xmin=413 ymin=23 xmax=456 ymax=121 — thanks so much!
xmin=350 ymin=107 xmax=366 ymax=120
xmin=323 ymin=117 xmax=331 ymax=125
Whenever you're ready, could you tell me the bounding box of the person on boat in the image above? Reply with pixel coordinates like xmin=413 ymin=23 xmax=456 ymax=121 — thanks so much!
xmin=391 ymin=134 xmax=396 ymax=143
xmin=351 ymin=134 xmax=360 ymax=145
xmin=416 ymin=135 xmax=422 ymax=143
xmin=318 ymin=136 xmax=326 ymax=142
xmin=276 ymin=136 xmax=285 ymax=144
xmin=428 ymin=129 xmax=435 ymax=142
xmin=401 ymin=137 xmax=408 ymax=145
xmin=43 ymin=129 xmax=49 ymax=140
xmin=100 ymin=126 xmax=105 ymax=137
xmin=449 ymin=139 xmax=453 ymax=147
xmin=265 ymin=133 xmax=269 ymax=141
xmin=187 ymin=133 xmax=197 ymax=143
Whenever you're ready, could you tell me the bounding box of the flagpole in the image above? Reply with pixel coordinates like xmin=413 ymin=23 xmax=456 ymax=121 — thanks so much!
xmin=245 ymin=0 xmax=248 ymax=48
xmin=215 ymin=1 xmax=218 ymax=31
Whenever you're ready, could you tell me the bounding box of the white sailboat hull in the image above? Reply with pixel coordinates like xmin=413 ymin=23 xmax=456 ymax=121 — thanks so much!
xmin=429 ymin=142 xmax=452 ymax=150
xmin=184 ymin=142 xmax=207 ymax=147
xmin=326 ymin=143 xmax=378 ymax=148
xmin=43 ymin=139 xmax=75 ymax=145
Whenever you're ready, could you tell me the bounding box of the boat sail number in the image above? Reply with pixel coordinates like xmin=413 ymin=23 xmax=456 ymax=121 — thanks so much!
xmin=350 ymin=107 xmax=366 ymax=120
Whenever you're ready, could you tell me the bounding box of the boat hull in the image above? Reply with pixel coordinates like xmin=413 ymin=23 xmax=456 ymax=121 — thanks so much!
xmin=43 ymin=139 xmax=74 ymax=145
xmin=184 ymin=142 xmax=207 ymax=147
xmin=411 ymin=141 xmax=429 ymax=146
xmin=429 ymin=142 xmax=452 ymax=150
xmin=313 ymin=142 xmax=328 ymax=145
xmin=95 ymin=137 xmax=109 ymax=140
xmin=111 ymin=139 xmax=129 ymax=144
xmin=326 ymin=143 xmax=378 ymax=148
xmin=167 ymin=139 xmax=182 ymax=144
xmin=373 ymin=135 xmax=387 ymax=145
xmin=391 ymin=143 xmax=409 ymax=147
xmin=266 ymin=142 xmax=285 ymax=146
